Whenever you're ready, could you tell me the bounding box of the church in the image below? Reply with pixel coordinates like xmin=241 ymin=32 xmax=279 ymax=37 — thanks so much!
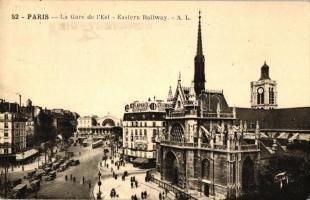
xmin=156 ymin=12 xmax=261 ymax=199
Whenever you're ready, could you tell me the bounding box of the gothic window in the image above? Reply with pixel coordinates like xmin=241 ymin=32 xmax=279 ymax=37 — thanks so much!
xmin=202 ymin=159 xmax=210 ymax=179
xmin=269 ymin=88 xmax=275 ymax=104
xmin=170 ymin=123 xmax=184 ymax=142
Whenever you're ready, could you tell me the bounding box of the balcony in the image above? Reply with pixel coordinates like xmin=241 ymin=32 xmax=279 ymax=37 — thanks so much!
xmin=167 ymin=111 xmax=234 ymax=119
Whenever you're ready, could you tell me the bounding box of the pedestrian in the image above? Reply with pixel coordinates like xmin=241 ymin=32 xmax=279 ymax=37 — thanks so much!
xmin=134 ymin=194 xmax=138 ymax=200
xmin=135 ymin=180 xmax=138 ymax=188
xmin=73 ymin=176 xmax=76 ymax=182
xmin=88 ymin=181 xmax=91 ymax=189
xmin=144 ymin=191 xmax=147 ymax=199
xmin=70 ymin=174 xmax=72 ymax=180
xmin=65 ymin=174 xmax=67 ymax=181
xmin=82 ymin=176 xmax=85 ymax=184
xmin=131 ymin=195 xmax=134 ymax=200
xmin=131 ymin=181 xmax=133 ymax=188
xmin=159 ymin=192 xmax=162 ymax=200
xmin=141 ymin=191 xmax=144 ymax=199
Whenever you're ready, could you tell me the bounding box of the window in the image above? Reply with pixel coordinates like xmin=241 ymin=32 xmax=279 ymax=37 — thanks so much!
xmin=4 ymin=131 xmax=8 ymax=137
xmin=153 ymin=122 xmax=156 ymax=127
xmin=4 ymin=122 xmax=8 ymax=128
xmin=202 ymin=159 xmax=210 ymax=179
xmin=144 ymin=122 xmax=147 ymax=127
xmin=170 ymin=123 xmax=184 ymax=142
xmin=4 ymin=114 xmax=8 ymax=120
xmin=269 ymin=87 xmax=275 ymax=104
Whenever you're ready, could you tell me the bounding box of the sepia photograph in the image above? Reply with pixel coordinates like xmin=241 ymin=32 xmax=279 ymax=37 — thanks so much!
xmin=0 ymin=0 xmax=309 ymax=199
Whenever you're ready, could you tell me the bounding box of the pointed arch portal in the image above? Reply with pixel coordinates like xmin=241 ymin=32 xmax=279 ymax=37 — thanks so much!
xmin=165 ymin=151 xmax=180 ymax=185
xmin=242 ymin=157 xmax=255 ymax=192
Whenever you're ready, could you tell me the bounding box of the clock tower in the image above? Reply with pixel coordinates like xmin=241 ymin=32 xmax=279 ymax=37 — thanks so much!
xmin=251 ymin=61 xmax=278 ymax=109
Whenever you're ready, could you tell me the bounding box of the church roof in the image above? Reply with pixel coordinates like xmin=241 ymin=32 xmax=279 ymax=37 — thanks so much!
xmin=234 ymin=107 xmax=310 ymax=131
xmin=201 ymin=90 xmax=232 ymax=113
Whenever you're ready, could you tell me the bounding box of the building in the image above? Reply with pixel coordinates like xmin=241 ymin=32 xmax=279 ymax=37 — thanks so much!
xmin=122 ymin=98 xmax=166 ymax=167
xmin=250 ymin=62 xmax=277 ymax=109
xmin=77 ymin=114 xmax=122 ymax=139
xmin=156 ymin=12 xmax=261 ymax=199
xmin=236 ymin=62 xmax=310 ymax=142
xmin=0 ymin=112 xmax=27 ymax=161
xmin=77 ymin=116 xmax=97 ymax=134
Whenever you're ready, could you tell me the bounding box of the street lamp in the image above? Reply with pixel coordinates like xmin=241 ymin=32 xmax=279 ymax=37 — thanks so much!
xmin=22 ymin=152 xmax=25 ymax=171
xmin=37 ymin=156 xmax=40 ymax=168
xmin=97 ymin=171 xmax=102 ymax=199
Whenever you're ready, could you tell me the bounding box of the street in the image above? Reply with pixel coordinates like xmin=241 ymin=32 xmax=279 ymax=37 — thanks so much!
xmin=37 ymin=145 xmax=102 ymax=199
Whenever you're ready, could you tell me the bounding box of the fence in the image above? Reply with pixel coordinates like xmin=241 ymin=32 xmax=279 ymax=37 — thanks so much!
xmin=150 ymin=176 xmax=198 ymax=200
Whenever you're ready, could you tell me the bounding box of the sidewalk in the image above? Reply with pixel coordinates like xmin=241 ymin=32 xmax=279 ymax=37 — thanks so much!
xmin=93 ymin=156 xmax=173 ymax=200
xmin=0 ymin=154 xmax=54 ymax=174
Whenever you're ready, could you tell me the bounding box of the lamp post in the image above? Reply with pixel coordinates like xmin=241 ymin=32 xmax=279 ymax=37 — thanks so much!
xmin=37 ymin=156 xmax=40 ymax=168
xmin=22 ymin=152 xmax=25 ymax=171
xmin=97 ymin=171 xmax=102 ymax=199
xmin=4 ymin=140 xmax=9 ymax=198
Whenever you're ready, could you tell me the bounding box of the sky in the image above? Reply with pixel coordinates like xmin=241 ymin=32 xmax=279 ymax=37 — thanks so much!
xmin=0 ymin=1 xmax=309 ymax=118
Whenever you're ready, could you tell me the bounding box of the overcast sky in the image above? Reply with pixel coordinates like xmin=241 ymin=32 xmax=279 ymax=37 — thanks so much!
xmin=0 ymin=1 xmax=309 ymax=118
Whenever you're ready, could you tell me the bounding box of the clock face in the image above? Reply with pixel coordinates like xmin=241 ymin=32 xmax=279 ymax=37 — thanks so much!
xmin=125 ymin=105 xmax=129 ymax=112
xmin=150 ymin=103 xmax=157 ymax=110
xmin=258 ymin=87 xmax=264 ymax=94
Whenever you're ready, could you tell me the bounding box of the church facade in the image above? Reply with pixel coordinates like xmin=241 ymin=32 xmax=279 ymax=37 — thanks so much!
xmin=157 ymin=12 xmax=261 ymax=199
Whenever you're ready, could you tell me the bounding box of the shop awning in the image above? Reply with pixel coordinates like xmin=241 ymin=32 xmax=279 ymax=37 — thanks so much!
xmin=16 ymin=149 xmax=39 ymax=161
xmin=132 ymin=157 xmax=150 ymax=164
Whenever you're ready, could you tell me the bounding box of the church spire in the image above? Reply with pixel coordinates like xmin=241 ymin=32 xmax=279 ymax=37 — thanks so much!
xmin=260 ymin=61 xmax=270 ymax=80
xmin=194 ymin=10 xmax=206 ymax=95
xmin=197 ymin=10 xmax=203 ymax=56
xmin=167 ymin=86 xmax=173 ymax=102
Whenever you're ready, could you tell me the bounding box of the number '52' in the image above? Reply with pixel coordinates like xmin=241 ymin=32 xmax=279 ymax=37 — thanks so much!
xmin=12 ymin=14 xmax=19 ymax=19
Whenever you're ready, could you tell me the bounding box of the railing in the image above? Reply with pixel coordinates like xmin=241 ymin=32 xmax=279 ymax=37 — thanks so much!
xmin=161 ymin=141 xmax=198 ymax=148
xmin=160 ymin=141 xmax=258 ymax=152
xmin=202 ymin=112 xmax=234 ymax=118
xmin=200 ymin=143 xmax=210 ymax=149
xmin=150 ymin=176 xmax=198 ymax=200
xmin=239 ymin=144 xmax=258 ymax=150
xmin=168 ymin=112 xmax=185 ymax=118
xmin=214 ymin=144 xmax=227 ymax=150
